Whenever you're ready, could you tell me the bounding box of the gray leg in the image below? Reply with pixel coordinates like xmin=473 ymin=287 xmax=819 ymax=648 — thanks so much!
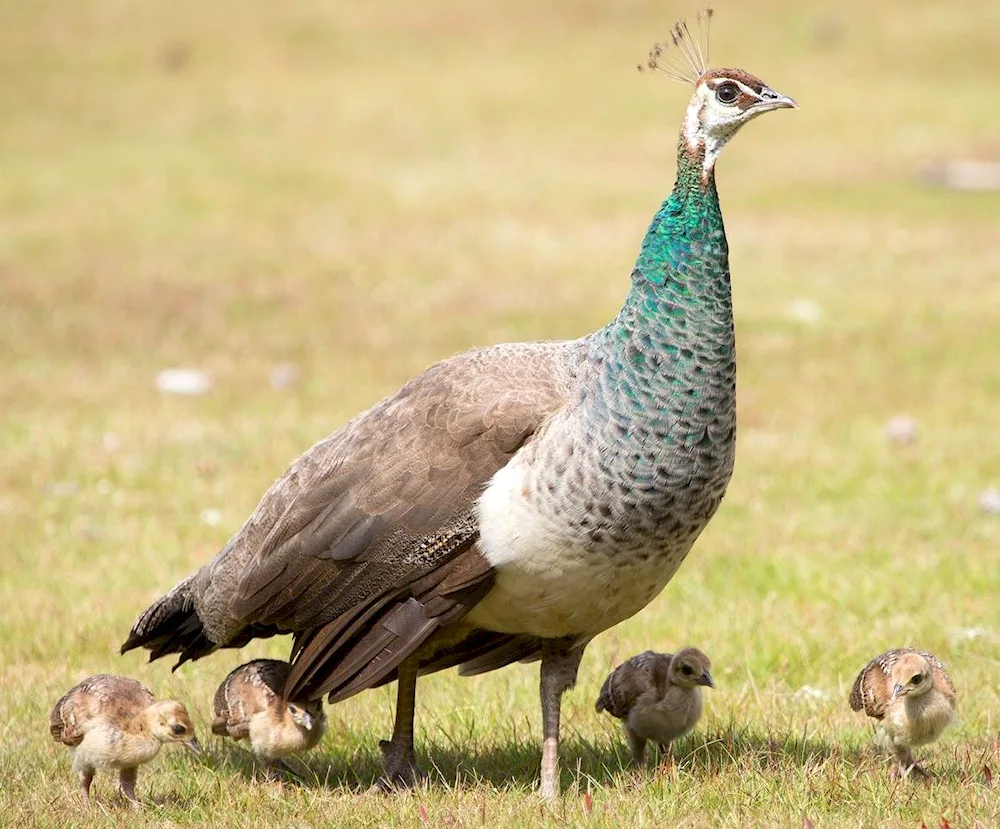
xmin=78 ymin=768 xmax=94 ymax=808
xmin=539 ymin=640 xmax=585 ymax=800
xmin=625 ymin=727 xmax=646 ymax=765
xmin=118 ymin=767 xmax=139 ymax=806
xmin=375 ymin=659 xmax=424 ymax=791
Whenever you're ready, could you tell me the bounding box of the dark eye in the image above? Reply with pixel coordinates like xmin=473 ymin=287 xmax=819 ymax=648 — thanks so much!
xmin=911 ymin=673 xmax=923 ymax=685
xmin=172 ymin=723 xmax=186 ymax=735
xmin=681 ymin=665 xmax=693 ymax=675
xmin=716 ymin=82 xmax=739 ymax=104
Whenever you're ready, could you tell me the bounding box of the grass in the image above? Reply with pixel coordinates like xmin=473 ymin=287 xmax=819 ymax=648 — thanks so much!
xmin=2 ymin=0 xmax=1000 ymax=825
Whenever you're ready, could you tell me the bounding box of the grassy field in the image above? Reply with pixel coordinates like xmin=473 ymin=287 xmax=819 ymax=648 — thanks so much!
xmin=2 ymin=0 xmax=1000 ymax=825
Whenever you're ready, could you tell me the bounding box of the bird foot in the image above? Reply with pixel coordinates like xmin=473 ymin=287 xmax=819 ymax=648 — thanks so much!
xmin=890 ymin=762 xmax=933 ymax=781
xmin=371 ymin=738 xmax=425 ymax=792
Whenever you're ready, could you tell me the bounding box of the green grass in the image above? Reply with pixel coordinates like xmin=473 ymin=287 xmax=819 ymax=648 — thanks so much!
xmin=2 ymin=0 xmax=1000 ymax=826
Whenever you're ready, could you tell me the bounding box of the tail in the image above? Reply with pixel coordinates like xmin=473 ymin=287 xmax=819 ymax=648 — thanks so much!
xmin=120 ymin=575 xmax=218 ymax=669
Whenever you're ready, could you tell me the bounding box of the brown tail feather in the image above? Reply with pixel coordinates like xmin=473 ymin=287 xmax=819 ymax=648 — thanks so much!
xmin=285 ymin=548 xmax=496 ymax=703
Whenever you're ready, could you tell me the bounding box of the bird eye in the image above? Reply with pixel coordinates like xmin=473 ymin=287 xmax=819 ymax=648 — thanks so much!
xmin=716 ymin=82 xmax=739 ymax=104
xmin=681 ymin=665 xmax=693 ymax=675
xmin=172 ymin=723 xmax=186 ymax=735
xmin=911 ymin=673 xmax=923 ymax=685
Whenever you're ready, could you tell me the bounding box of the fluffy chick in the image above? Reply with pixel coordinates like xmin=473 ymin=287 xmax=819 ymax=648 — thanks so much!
xmin=212 ymin=659 xmax=326 ymax=781
xmin=49 ymin=674 xmax=200 ymax=807
xmin=596 ymin=647 xmax=714 ymax=763
xmin=849 ymin=648 xmax=956 ymax=777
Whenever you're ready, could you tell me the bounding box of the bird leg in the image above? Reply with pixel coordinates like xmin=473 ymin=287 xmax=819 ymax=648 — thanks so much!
xmin=625 ymin=726 xmax=647 ymax=765
xmin=375 ymin=658 xmax=424 ymax=791
xmin=78 ymin=768 xmax=94 ymax=808
xmin=890 ymin=748 xmax=931 ymax=780
xmin=261 ymin=759 xmax=293 ymax=784
xmin=118 ymin=767 xmax=139 ymax=807
xmin=539 ymin=640 xmax=585 ymax=800
xmin=656 ymin=740 xmax=675 ymax=768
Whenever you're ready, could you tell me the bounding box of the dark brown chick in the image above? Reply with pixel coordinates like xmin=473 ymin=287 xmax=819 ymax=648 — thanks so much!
xmin=596 ymin=646 xmax=713 ymax=763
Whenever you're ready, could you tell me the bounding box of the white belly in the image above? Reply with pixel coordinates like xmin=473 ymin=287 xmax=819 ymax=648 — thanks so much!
xmin=467 ymin=458 xmax=683 ymax=637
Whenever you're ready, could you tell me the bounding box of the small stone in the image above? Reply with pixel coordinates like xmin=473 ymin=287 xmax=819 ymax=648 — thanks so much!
xmin=922 ymin=159 xmax=1000 ymax=192
xmin=200 ymin=508 xmax=223 ymax=527
xmin=786 ymin=299 xmax=823 ymax=324
xmin=885 ymin=415 xmax=918 ymax=445
xmin=793 ymin=685 xmax=830 ymax=701
xmin=156 ymin=368 xmax=212 ymax=396
xmin=979 ymin=488 xmax=1000 ymax=515
xmin=950 ymin=626 xmax=989 ymax=642
xmin=269 ymin=362 xmax=301 ymax=390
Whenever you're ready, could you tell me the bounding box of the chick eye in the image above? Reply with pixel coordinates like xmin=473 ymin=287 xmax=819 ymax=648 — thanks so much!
xmin=911 ymin=673 xmax=923 ymax=685
xmin=172 ymin=723 xmax=186 ymax=735
xmin=716 ymin=82 xmax=739 ymax=104
xmin=681 ymin=665 xmax=693 ymax=675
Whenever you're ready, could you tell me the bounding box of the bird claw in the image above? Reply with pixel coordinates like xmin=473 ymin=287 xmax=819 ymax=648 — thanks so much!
xmin=370 ymin=738 xmax=425 ymax=792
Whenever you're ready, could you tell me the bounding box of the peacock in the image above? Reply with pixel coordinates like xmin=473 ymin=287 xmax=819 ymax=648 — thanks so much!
xmin=121 ymin=12 xmax=795 ymax=798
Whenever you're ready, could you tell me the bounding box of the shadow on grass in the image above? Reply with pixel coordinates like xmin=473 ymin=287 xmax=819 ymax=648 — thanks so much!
xmin=215 ymin=725 xmax=872 ymax=793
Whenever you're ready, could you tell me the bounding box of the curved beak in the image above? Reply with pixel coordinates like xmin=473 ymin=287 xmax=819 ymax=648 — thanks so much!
xmin=699 ymin=671 xmax=715 ymax=689
xmin=184 ymin=737 xmax=203 ymax=755
xmin=890 ymin=683 xmax=907 ymax=701
xmin=755 ymin=86 xmax=798 ymax=112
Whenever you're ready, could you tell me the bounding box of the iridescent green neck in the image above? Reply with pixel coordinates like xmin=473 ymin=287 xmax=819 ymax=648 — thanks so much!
xmin=590 ymin=134 xmax=736 ymax=449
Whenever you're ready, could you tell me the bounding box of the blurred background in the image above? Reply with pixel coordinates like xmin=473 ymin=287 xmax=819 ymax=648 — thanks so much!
xmin=2 ymin=0 xmax=999 ymax=823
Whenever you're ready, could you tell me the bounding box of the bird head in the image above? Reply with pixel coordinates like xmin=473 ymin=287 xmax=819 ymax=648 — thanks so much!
xmin=147 ymin=700 xmax=201 ymax=753
xmin=642 ymin=10 xmax=796 ymax=175
xmin=670 ymin=646 xmax=715 ymax=689
xmin=287 ymin=699 xmax=326 ymax=733
xmin=889 ymin=653 xmax=934 ymax=701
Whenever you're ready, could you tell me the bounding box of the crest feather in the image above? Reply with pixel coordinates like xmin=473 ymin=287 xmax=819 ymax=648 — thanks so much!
xmin=639 ymin=8 xmax=714 ymax=85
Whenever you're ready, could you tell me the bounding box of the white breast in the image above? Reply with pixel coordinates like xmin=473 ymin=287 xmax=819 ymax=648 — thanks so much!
xmin=467 ymin=457 xmax=681 ymax=638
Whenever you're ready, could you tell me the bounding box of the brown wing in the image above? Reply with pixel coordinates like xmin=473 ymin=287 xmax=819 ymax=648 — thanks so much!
xmin=213 ymin=659 xmax=289 ymax=737
xmin=133 ymin=341 xmax=579 ymax=701
xmin=595 ymin=651 xmax=672 ymax=720
xmin=848 ymin=648 xmax=953 ymax=719
xmin=50 ymin=675 xmax=153 ymax=745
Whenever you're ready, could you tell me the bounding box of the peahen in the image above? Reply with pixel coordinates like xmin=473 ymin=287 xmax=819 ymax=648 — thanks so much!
xmin=121 ymin=13 xmax=795 ymax=798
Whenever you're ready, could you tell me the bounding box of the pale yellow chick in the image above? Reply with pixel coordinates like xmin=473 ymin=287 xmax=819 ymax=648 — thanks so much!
xmin=49 ymin=674 xmax=200 ymax=807
xmin=212 ymin=659 xmax=326 ymax=781
xmin=849 ymin=648 xmax=956 ymax=777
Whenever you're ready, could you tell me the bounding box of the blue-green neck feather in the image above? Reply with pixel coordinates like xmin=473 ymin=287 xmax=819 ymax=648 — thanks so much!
xmin=589 ymin=136 xmax=737 ymax=465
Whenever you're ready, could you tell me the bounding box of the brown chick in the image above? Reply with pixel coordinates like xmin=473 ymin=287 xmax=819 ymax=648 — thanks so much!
xmin=49 ymin=674 xmax=200 ymax=807
xmin=849 ymin=648 xmax=956 ymax=778
xmin=212 ymin=659 xmax=327 ymax=781
xmin=595 ymin=647 xmax=714 ymax=764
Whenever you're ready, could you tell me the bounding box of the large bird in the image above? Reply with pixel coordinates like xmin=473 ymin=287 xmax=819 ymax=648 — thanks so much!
xmin=121 ymin=13 xmax=795 ymax=798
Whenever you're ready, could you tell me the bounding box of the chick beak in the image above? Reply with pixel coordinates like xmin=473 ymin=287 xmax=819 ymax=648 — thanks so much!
xmin=184 ymin=737 xmax=203 ymax=755
xmin=699 ymin=671 xmax=715 ymax=689
xmin=756 ymin=87 xmax=798 ymax=112
xmin=890 ymin=683 xmax=906 ymax=701
xmin=300 ymin=712 xmax=314 ymax=731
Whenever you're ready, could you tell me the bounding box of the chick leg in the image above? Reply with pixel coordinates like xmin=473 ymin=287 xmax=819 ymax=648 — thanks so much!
xmin=375 ymin=658 xmax=424 ymax=791
xmin=78 ymin=768 xmax=94 ymax=808
xmin=118 ymin=767 xmax=139 ymax=806
xmin=539 ymin=639 xmax=585 ymax=800
xmin=624 ymin=726 xmax=647 ymax=765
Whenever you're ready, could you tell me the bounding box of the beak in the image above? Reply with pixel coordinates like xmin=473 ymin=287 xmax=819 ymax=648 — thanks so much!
xmin=890 ymin=683 xmax=906 ymax=701
xmin=300 ymin=712 xmax=314 ymax=731
xmin=699 ymin=671 xmax=715 ymax=689
xmin=184 ymin=737 xmax=203 ymax=755
xmin=755 ymin=87 xmax=798 ymax=112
